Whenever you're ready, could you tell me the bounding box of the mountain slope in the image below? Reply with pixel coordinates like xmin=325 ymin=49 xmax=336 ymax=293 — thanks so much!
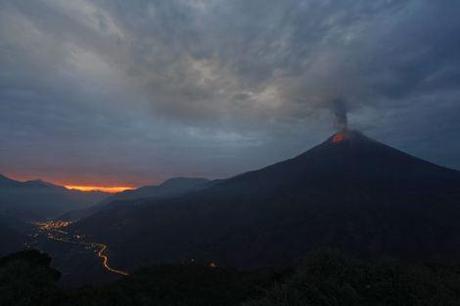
xmin=0 ymin=225 xmax=23 ymax=256
xmin=0 ymin=217 xmax=25 ymax=256
xmin=60 ymin=177 xmax=211 ymax=221
xmin=102 ymin=177 xmax=211 ymax=204
xmin=0 ymin=175 xmax=108 ymax=221
xmin=73 ymin=131 xmax=460 ymax=270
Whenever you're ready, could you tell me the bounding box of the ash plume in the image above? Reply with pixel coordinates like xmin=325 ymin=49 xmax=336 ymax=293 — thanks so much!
xmin=332 ymin=98 xmax=348 ymax=131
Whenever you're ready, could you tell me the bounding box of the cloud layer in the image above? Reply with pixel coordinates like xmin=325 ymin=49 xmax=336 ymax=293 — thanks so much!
xmin=1 ymin=0 xmax=460 ymax=185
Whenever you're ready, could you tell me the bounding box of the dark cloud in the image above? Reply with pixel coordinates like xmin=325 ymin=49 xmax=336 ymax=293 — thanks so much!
xmin=0 ymin=0 xmax=459 ymax=185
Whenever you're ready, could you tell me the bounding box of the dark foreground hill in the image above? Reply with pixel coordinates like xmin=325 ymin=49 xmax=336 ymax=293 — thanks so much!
xmin=0 ymin=223 xmax=24 ymax=256
xmin=0 ymin=174 xmax=107 ymax=221
xmin=2 ymin=249 xmax=460 ymax=306
xmin=73 ymin=130 xmax=460 ymax=270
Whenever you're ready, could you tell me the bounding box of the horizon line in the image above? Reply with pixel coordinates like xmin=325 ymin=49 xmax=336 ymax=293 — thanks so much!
xmin=64 ymin=185 xmax=135 ymax=193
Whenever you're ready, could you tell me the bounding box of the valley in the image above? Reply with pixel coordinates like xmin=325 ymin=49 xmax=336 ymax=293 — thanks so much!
xmin=2 ymin=130 xmax=460 ymax=304
xmin=27 ymin=220 xmax=128 ymax=285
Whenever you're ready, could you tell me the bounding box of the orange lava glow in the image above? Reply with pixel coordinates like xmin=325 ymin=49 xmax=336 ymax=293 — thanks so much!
xmin=64 ymin=185 xmax=134 ymax=193
xmin=332 ymin=132 xmax=347 ymax=143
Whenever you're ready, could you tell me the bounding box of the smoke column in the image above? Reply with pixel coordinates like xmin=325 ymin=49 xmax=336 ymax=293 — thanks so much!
xmin=332 ymin=98 xmax=348 ymax=131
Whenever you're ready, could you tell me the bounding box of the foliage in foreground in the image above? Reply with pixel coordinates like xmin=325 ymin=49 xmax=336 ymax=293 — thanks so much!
xmin=1 ymin=249 xmax=460 ymax=306
xmin=245 ymin=251 xmax=460 ymax=306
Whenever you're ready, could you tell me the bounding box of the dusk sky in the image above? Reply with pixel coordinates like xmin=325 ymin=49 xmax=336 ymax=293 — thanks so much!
xmin=1 ymin=0 xmax=459 ymax=188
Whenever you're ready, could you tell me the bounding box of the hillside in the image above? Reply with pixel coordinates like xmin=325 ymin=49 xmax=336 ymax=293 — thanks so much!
xmin=0 ymin=175 xmax=108 ymax=221
xmin=73 ymin=131 xmax=460 ymax=270
xmin=102 ymin=177 xmax=211 ymax=204
xmin=3 ymin=249 xmax=460 ymax=306
xmin=60 ymin=177 xmax=211 ymax=221
xmin=0 ymin=223 xmax=24 ymax=256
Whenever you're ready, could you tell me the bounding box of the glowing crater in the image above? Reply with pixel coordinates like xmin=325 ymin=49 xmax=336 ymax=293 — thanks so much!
xmin=332 ymin=132 xmax=348 ymax=143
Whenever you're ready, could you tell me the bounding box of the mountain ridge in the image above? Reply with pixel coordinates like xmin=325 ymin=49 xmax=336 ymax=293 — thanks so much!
xmin=0 ymin=174 xmax=108 ymax=221
xmin=102 ymin=177 xmax=211 ymax=204
xmin=72 ymin=131 xmax=460 ymax=270
xmin=59 ymin=177 xmax=212 ymax=221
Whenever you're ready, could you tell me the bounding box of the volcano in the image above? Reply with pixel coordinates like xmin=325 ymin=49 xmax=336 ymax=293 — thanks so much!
xmin=74 ymin=131 xmax=460 ymax=270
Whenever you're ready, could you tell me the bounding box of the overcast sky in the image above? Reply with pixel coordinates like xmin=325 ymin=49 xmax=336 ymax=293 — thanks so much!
xmin=1 ymin=0 xmax=459 ymax=186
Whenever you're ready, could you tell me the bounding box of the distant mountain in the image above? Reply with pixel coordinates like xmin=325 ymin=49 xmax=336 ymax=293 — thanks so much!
xmin=0 ymin=174 xmax=19 ymax=187
xmin=61 ymin=177 xmax=212 ymax=221
xmin=73 ymin=130 xmax=460 ymax=270
xmin=103 ymin=177 xmax=211 ymax=204
xmin=0 ymin=175 xmax=108 ymax=221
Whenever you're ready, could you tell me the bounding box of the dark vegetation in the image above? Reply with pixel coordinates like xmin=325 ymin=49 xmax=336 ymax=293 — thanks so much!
xmin=0 ymin=249 xmax=275 ymax=306
xmin=245 ymin=251 xmax=460 ymax=306
xmin=2 ymin=249 xmax=460 ymax=306
xmin=0 ymin=250 xmax=61 ymax=306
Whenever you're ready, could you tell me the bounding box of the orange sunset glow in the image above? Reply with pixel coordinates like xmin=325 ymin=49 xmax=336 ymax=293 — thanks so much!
xmin=64 ymin=185 xmax=134 ymax=193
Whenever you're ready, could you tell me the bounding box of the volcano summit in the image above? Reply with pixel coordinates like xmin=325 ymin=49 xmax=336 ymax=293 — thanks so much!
xmin=73 ymin=131 xmax=460 ymax=270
